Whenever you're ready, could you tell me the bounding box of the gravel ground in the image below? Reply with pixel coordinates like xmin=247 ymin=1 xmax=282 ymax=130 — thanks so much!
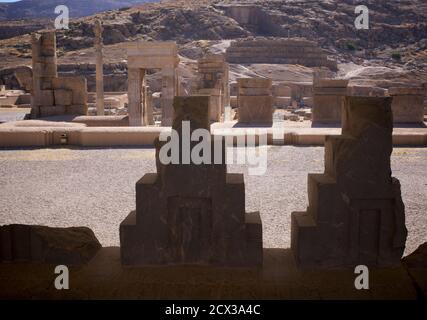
xmin=0 ymin=146 xmax=426 ymax=256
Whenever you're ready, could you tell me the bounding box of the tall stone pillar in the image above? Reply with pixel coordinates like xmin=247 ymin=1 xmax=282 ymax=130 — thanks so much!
xmin=128 ymin=68 xmax=144 ymax=126
xmin=223 ymin=62 xmax=230 ymax=108
xmin=31 ymin=31 xmax=58 ymax=118
xmin=144 ymin=86 xmax=154 ymax=125
xmin=161 ymin=66 xmax=176 ymax=126
xmin=94 ymin=19 xmax=104 ymax=116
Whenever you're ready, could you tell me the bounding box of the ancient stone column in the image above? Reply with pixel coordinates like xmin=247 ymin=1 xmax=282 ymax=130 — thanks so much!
xmin=144 ymin=86 xmax=154 ymax=125
xmin=94 ymin=19 xmax=105 ymax=116
xmin=196 ymin=54 xmax=229 ymax=122
xmin=161 ymin=66 xmax=176 ymax=126
xmin=128 ymin=68 xmax=144 ymax=126
xmin=31 ymin=31 xmax=58 ymax=118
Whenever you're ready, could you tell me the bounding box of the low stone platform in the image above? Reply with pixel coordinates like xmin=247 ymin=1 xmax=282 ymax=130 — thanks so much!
xmin=0 ymin=121 xmax=426 ymax=147
xmin=0 ymin=247 xmax=424 ymax=300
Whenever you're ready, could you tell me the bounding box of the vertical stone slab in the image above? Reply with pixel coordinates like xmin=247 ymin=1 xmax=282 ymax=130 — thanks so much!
xmin=128 ymin=68 xmax=144 ymax=126
xmin=312 ymin=79 xmax=348 ymax=125
xmin=237 ymin=77 xmax=273 ymax=124
xmin=119 ymin=96 xmax=263 ymax=267
xmin=94 ymin=19 xmax=105 ymax=116
xmin=161 ymin=66 xmax=176 ymax=126
xmin=144 ymin=87 xmax=154 ymax=125
xmin=291 ymin=96 xmax=407 ymax=268
xmin=31 ymin=31 xmax=58 ymax=118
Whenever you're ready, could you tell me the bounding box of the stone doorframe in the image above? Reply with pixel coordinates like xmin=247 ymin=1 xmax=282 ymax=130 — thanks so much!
xmin=126 ymin=41 xmax=179 ymax=126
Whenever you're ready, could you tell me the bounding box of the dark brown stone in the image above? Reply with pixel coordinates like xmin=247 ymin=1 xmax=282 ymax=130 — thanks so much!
xmin=291 ymin=96 xmax=407 ymax=268
xmin=0 ymin=224 xmax=101 ymax=265
xmin=120 ymin=96 xmax=263 ymax=267
xmin=402 ymin=242 xmax=427 ymax=268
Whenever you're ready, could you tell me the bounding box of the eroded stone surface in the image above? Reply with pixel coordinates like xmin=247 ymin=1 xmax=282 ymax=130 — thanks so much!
xmin=291 ymin=96 xmax=407 ymax=268
xmin=237 ymin=77 xmax=273 ymax=124
xmin=0 ymin=224 xmax=101 ymax=265
xmin=31 ymin=31 xmax=88 ymax=118
xmin=312 ymin=78 xmax=348 ymax=125
xmin=120 ymin=96 xmax=263 ymax=267
xmin=196 ymin=54 xmax=230 ymax=122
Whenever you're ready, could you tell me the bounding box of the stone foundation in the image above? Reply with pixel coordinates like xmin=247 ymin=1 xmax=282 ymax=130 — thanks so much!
xmin=196 ymin=54 xmax=230 ymax=122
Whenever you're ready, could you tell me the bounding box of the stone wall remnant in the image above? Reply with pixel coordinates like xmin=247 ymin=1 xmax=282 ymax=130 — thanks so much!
xmin=196 ymin=54 xmax=230 ymax=122
xmin=226 ymin=38 xmax=337 ymax=71
xmin=312 ymin=79 xmax=349 ymax=125
xmin=120 ymin=95 xmax=263 ymax=267
xmin=291 ymin=96 xmax=407 ymax=268
xmin=389 ymin=87 xmax=425 ymax=123
xmin=31 ymin=31 xmax=88 ymax=118
xmin=237 ymin=77 xmax=273 ymax=124
xmin=94 ymin=19 xmax=105 ymax=116
xmin=126 ymin=41 xmax=179 ymax=126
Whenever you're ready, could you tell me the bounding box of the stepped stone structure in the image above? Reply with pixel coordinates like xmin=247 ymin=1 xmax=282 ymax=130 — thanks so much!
xmin=126 ymin=41 xmax=179 ymax=126
xmin=291 ymin=96 xmax=407 ymax=268
xmin=226 ymin=38 xmax=337 ymax=71
xmin=237 ymin=77 xmax=273 ymax=123
xmin=312 ymin=79 xmax=349 ymax=124
xmin=120 ymin=96 xmax=263 ymax=267
xmin=94 ymin=19 xmax=105 ymax=116
xmin=389 ymin=87 xmax=425 ymax=123
xmin=196 ymin=54 xmax=230 ymax=122
xmin=31 ymin=31 xmax=88 ymax=118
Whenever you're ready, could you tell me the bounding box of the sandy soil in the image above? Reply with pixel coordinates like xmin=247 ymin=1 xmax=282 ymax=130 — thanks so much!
xmin=0 ymin=146 xmax=426 ymax=256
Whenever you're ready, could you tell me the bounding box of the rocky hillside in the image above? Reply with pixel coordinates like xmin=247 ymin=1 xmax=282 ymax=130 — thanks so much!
xmin=0 ymin=0 xmax=426 ymax=90
xmin=0 ymin=0 xmax=153 ymax=20
xmin=60 ymin=0 xmax=426 ymax=64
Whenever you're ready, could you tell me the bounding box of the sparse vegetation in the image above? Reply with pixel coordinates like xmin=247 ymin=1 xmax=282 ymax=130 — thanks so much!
xmin=346 ymin=42 xmax=356 ymax=51
xmin=391 ymin=52 xmax=401 ymax=60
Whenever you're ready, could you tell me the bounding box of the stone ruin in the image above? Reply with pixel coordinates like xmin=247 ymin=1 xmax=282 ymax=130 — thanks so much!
xmin=291 ymin=96 xmax=407 ymax=268
xmin=31 ymin=31 xmax=88 ymax=118
xmin=312 ymin=78 xmax=349 ymax=125
xmin=272 ymin=83 xmax=292 ymax=108
xmin=237 ymin=77 xmax=273 ymax=124
xmin=0 ymin=224 xmax=101 ymax=265
xmin=226 ymin=38 xmax=337 ymax=71
xmin=126 ymin=41 xmax=178 ymax=126
xmin=120 ymin=96 xmax=263 ymax=267
xmin=389 ymin=87 xmax=425 ymax=124
xmin=94 ymin=19 xmax=105 ymax=116
xmin=196 ymin=54 xmax=230 ymax=122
